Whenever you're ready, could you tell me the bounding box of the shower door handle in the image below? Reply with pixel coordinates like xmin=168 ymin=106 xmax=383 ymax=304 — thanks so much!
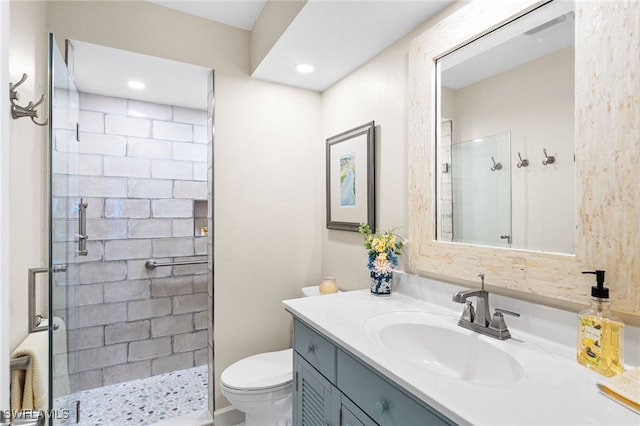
xmin=75 ymin=198 xmax=88 ymax=256
xmin=500 ymin=235 xmax=511 ymax=244
xmin=28 ymin=267 xmax=49 ymax=333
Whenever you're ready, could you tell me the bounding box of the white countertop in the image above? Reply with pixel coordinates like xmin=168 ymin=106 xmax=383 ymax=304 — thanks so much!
xmin=284 ymin=274 xmax=640 ymax=425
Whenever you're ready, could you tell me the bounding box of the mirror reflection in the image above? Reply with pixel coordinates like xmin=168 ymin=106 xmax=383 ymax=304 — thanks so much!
xmin=440 ymin=131 xmax=512 ymax=247
xmin=436 ymin=1 xmax=575 ymax=254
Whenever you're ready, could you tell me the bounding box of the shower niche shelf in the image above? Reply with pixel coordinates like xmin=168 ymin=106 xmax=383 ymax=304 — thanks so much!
xmin=194 ymin=200 xmax=208 ymax=236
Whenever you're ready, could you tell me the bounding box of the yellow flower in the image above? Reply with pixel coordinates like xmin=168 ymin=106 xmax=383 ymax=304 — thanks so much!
xmin=378 ymin=252 xmax=387 ymax=261
xmin=375 ymin=243 xmax=386 ymax=252
xmin=387 ymin=235 xmax=396 ymax=248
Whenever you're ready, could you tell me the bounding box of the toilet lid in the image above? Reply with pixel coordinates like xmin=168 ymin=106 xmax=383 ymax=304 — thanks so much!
xmin=221 ymin=348 xmax=292 ymax=391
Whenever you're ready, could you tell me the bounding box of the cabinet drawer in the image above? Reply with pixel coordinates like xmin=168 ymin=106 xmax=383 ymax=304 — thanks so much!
xmin=337 ymin=350 xmax=453 ymax=426
xmin=294 ymin=319 xmax=336 ymax=383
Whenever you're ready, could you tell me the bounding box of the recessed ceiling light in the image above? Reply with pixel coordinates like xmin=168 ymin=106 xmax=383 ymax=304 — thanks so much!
xmin=295 ymin=64 xmax=314 ymax=74
xmin=128 ymin=80 xmax=145 ymax=90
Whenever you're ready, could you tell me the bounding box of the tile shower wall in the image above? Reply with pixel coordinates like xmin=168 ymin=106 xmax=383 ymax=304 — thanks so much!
xmin=53 ymin=93 xmax=208 ymax=392
xmin=439 ymin=120 xmax=453 ymax=242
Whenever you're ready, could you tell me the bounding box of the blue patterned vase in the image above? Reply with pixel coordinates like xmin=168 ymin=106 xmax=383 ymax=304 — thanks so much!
xmin=370 ymin=271 xmax=392 ymax=296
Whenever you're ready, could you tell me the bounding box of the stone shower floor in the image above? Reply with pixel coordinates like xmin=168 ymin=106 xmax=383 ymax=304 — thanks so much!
xmin=56 ymin=365 xmax=208 ymax=425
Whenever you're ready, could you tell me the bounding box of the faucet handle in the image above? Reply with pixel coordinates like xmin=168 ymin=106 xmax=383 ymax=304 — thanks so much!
xmin=495 ymin=308 xmax=520 ymax=317
xmin=488 ymin=308 xmax=520 ymax=338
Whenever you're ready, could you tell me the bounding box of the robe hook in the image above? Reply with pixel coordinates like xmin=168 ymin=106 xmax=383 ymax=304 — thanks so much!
xmin=490 ymin=156 xmax=502 ymax=171
xmin=9 ymin=73 xmax=48 ymax=126
xmin=517 ymin=152 xmax=529 ymax=168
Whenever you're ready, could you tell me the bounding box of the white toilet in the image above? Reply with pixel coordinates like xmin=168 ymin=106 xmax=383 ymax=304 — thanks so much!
xmin=220 ymin=286 xmax=325 ymax=425
xmin=220 ymin=348 xmax=293 ymax=426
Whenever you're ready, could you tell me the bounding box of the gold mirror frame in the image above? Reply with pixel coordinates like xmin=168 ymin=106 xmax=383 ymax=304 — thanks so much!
xmin=408 ymin=0 xmax=639 ymax=316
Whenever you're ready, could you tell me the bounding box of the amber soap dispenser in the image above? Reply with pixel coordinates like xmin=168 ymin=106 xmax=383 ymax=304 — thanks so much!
xmin=577 ymin=270 xmax=624 ymax=377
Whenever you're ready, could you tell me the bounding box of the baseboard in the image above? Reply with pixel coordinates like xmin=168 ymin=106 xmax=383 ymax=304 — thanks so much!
xmin=214 ymin=406 xmax=245 ymax=426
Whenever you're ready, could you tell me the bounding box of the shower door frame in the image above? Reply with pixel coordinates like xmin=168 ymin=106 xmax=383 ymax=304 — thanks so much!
xmin=48 ymin=32 xmax=82 ymax=422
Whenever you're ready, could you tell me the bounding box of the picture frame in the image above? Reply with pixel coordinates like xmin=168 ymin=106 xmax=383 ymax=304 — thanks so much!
xmin=326 ymin=121 xmax=375 ymax=231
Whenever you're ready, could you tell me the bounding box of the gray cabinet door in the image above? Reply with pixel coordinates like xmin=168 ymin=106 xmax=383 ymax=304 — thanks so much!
xmin=341 ymin=396 xmax=377 ymax=426
xmin=294 ymin=353 xmax=341 ymax=426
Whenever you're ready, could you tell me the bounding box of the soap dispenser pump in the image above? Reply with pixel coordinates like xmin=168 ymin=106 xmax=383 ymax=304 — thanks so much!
xmin=577 ymin=270 xmax=624 ymax=377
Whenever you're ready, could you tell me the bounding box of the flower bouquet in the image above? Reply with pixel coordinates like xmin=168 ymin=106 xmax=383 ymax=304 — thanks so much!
xmin=358 ymin=223 xmax=405 ymax=295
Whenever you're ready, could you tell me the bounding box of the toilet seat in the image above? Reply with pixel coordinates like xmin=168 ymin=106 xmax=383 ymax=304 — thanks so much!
xmin=221 ymin=348 xmax=292 ymax=392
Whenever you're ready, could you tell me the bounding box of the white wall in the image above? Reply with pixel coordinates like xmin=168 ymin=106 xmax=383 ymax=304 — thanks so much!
xmin=8 ymin=0 xmax=48 ymax=352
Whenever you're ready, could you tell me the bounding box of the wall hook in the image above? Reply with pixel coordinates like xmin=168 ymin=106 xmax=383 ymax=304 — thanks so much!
xmin=542 ymin=148 xmax=555 ymax=165
xmin=516 ymin=152 xmax=529 ymax=168
xmin=490 ymin=156 xmax=502 ymax=171
xmin=9 ymin=73 xmax=48 ymax=126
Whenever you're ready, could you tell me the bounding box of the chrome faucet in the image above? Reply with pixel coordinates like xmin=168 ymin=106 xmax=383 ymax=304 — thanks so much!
xmin=452 ymin=274 xmax=520 ymax=340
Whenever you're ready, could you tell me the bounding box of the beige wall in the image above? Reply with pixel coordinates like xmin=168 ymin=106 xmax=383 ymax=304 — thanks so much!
xmin=320 ymin=5 xmax=462 ymax=289
xmin=8 ymin=0 xmax=48 ymax=352
xmin=214 ymin=73 xmax=322 ymax=407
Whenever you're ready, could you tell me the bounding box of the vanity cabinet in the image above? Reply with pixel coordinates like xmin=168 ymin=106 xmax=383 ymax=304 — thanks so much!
xmin=293 ymin=319 xmax=453 ymax=426
xmin=294 ymin=354 xmax=340 ymax=425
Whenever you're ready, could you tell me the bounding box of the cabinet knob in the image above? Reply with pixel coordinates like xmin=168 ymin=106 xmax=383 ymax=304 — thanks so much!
xmin=305 ymin=343 xmax=315 ymax=354
xmin=375 ymin=400 xmax=388 ymax=414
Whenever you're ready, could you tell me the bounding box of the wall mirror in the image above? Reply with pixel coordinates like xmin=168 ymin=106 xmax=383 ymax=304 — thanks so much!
xmin=436 ymin=0 xmax=575 ymax=254
xmin=408 ymin=0 xmax=639 ymax=316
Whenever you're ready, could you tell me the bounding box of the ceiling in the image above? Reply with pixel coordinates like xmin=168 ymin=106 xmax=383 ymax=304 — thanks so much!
xmin=72 ymin=40 xmax=212 ymax=110
xmin=250 ymin=0 xmax=451 ymax=91
xmin=148 ymin=0 xmax=267 ymax=30
xmin=72 ymin=0 xmax=452 ymax=109
xmin=441 ymin=1 xmax=575 ymax=89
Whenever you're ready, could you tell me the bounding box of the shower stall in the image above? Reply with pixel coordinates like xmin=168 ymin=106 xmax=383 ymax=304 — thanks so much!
xmin=47 ymin=35 xmax=214 ymax=424
xmin=439 ymin=130 xmax=512 ymax=248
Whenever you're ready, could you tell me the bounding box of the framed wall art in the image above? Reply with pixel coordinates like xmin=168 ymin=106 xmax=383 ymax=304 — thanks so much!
xmin=326 ymin=121 xmax=375 ymax=231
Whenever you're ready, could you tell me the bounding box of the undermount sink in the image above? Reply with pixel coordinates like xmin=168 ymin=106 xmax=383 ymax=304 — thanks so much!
xmin=363 ymin=311 xmax=525 ymax=385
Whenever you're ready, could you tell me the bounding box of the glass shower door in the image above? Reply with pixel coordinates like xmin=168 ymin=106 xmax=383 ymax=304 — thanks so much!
xmin=48 ymin=33 xmax=82 ymax=422
xmin=451 ymin=132 xmax=512 ymax=247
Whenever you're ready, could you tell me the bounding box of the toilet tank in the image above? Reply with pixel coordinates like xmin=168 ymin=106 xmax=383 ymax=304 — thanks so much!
xmin=301 ymin=286 xmax=320 ymax=297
